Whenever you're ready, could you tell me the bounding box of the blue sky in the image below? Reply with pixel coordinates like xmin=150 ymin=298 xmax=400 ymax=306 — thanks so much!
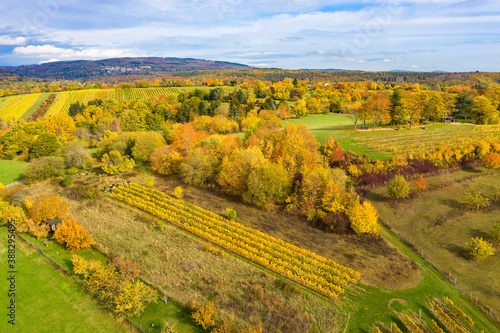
xmin=0 ymin=0 xmax=499 ymax=71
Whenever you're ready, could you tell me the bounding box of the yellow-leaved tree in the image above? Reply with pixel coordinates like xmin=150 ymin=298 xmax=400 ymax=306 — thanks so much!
xmin=191 ymin=301 xmax=216 ymax=329
xmin=348 ymin=201 xmax=379 ymax=235
xmin=101 ymin=150 xmax=135 ymax=175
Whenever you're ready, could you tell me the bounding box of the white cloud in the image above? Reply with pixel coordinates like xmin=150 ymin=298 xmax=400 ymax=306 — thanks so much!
xmin=383 ymin=58 xmax=394 ymax=63
xmin=13 ymin=44 xmax=143 ymax=60
xmin=0 ymin=35 xmax=27 ymax=46
xmin=411 ymin=64 xmax=418 ymax=68
xmin=358 ymin=60 xmax=365 ymax=64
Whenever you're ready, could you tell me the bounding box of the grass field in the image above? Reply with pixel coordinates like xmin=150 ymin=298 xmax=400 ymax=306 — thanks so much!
xmin=0 ymin=160 xmax=26 ymax=185
xmin=0 ymin=228 xmax=133 ymax=333
xmin=20 ymin=231 xmax=201 ymax=333
xmin=365 ymin=168 xmax=500 ymax=324
xmin=283 ymin=113 xmax=484 ymax=161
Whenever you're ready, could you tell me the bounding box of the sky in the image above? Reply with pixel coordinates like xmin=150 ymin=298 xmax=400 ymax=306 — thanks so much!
xmin=0 ymin=0 xmax=499 ymax=71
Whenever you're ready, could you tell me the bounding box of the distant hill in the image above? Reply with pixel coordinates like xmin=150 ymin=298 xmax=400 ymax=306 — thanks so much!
xmin=0 ymin=57 xmax=251 ymax=80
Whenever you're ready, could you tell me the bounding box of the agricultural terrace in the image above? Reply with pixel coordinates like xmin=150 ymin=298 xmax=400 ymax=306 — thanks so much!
xmin=46 ymin=87 xmax=179 ymax=116
xmin=0 ymin=93 xmax=41 ymax=121
xmin=113 ymin=183 xmax=361 ymax=300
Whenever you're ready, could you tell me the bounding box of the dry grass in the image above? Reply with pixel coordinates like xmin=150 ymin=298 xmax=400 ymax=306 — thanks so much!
xmin=365 ymin=170 xmax=500 ymax=319
xmin=26 ymin=179 xmax=343 ymax=333
xmin=149 ymin=174 xmax=421 ymax=290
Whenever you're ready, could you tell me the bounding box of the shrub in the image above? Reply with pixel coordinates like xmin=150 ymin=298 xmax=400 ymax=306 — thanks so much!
xmin=347 ymin=201 xmax=379 ymax=235
xmin=61 ymin=175 xmax=74 ymax=187
xmin=145 ymin=177 xmax=154 ymax=188
xmin=173 ymin=186 xmax=183 ymax=199
xmin=101 ymin=150 xmax=135 ymax=175
xmin=226 ymin=207 xmax=237 ymax=220
xmin=191 ymin=301 xmax=216 ymax=329
xmin=29 ymin=132 xmax=61 ymax=159
xmin=24 ymin=156 xmax=65 ymax=183
xmin=466 ymin=237 xmax=495 ymax=258
xmin=387 ymin=174 xmax=410 ymax=203
xmin=464 ymin=191 xmax=490 ymax=211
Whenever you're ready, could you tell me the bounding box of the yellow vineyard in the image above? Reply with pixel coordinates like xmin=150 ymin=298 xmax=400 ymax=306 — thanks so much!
xmin=0 ymin=94 xmax=42 ymax=121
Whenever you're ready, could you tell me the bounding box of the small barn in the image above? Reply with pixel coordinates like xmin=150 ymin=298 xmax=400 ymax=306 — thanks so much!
xmin=44 ymin=219 xmax=62 ymax=236
xmin=442 ymin=116 xmax=455 ymax=123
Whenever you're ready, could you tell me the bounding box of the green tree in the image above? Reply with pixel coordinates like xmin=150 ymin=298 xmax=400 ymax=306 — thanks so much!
xmin=454 ymin=92 xmax=474 ymax=120
xmin=24 ymin=156 xmax=65 ymax=183
xmin=389 ymin=89 xmax=403 ymax=125
xmin=243 ymin=163 xmax=291 ymax=207
xmin=387 ymin=175 xmax=410 ymax=203
xmin=131 ymin=131 xmax=166 ymax=164
xmin=30 ymin=132 xmax=61 ymax=159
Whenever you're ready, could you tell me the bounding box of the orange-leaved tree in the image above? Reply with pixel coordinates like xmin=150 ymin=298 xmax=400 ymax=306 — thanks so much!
xmin=53 ymin=218 xmax=96 ymax=251
xmin=481 ymin=151 xmax=500 ymax=173
xmin=28 ymin=194 xmax=68 ymax=224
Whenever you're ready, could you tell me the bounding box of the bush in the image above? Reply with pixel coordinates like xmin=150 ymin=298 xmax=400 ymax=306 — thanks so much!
xmin=145 ymin=177 xmax=154 ymax=188
xmin=53 ymin=218 xmax=96 ymax=251
xmin=24 ymin=156 xmax=65 ymax=183
xmin=173 ymin=186 xmax=183 ymax=199
xmin=226 ymin=208 xmax=237 ymax=220
xmin=387 ymin=174 xmax=410 ymax=203
xmin=466 ymin=237 xmax=495 ymax=258
xmin=60 ymin=140 xmax=92 ymax=169
xmin=61 ymin=175 xmax=74 ymax=187
xmin=3 ymin=185 xmax=28 ymax=206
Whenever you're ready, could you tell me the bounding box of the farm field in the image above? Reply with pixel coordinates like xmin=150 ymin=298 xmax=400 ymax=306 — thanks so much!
xmin=0 ymin=228 xmax=133 ymax=333
xmin=0 ymin=160 xmax=26 ymax=185
xmin=19 ymin=93 xmax=51 ymax=120
xmin=365 ymin=168 xmax=500 ymax=322
xmin=284 ymin=113 xmax=489 ymax=160
xmin=0 ymin=93 xmax=41 ymax=121
xmin=45 ymin=87 xmax=180 ymax=116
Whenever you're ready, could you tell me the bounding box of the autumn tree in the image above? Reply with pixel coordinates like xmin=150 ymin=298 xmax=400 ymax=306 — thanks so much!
xmin=0 ymin=202 xmax=26 ymax=226
xmin=344 ymin=101 xmax=363 ymax=129
xmin=413 ymin=175 xmax=427 ymax=194
xmin=170 ymin=123 xmax=208 ymax=153
xmin=131 ymin=131 xmax=166 ymax=164
xmin=387 ymin=175 xmax=410 ymax=203
xmin=464 ymin=191 xmax=489 ymax=211
xmin=72 ymin=255 xmax=156 ymax=317
xmin=481 ymin=151 xmax=500 ymax=173
xmin=323 ymin=137 xmax=345 ymax=166
xmin=180 ymin=147 xmax=220 ymax=187
xmin=423 ymin=92 xmax=447 ymax=125
xmin=173 ymin=186 xmax=183 ymax=199
xmin=292 ymin=99 xmax=308 ymax=118
xmin=28 ymin=194 xmax=68 ymax=224
xmin=366 ymin=91 xmax=390 ymax=129
xmin=347 ymin=201 xmax=379 ymax=235
xmin=218 ymin=147 xmax=267 ymax=196
xmin=101 ymin=150 xmax=135 ymax=175
xmin=473 ymin=95 xmax=499 ymax=124
xmin=53 ymin=218 xmax=96 ymax=251
xmin=17 ymin=218 xmax=49 ymax=239
xmin=404 ymin=92 xmax=424 ymax=128
xmin=150 ymin=146 xmax=184 ymax=175
xmin=24 ymin=156 xmax=65 ymax=183
xmin=45 ymin=113 xmax=76 ymax=140
xmin=191 ymin=301 xmax=216 ymax=329
xmin=243 ymin=162 xmax=291 ymax=207
xmin=466 ymin=237 xmax=495 ymax=258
